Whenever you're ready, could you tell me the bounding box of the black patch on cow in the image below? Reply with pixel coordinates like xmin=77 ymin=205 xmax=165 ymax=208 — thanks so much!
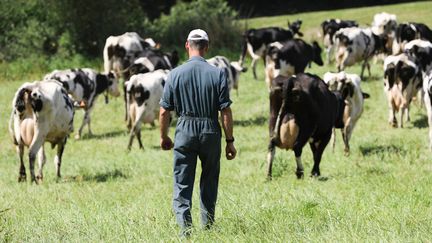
xmin=312 ymin=41 xmax=324 ymax=66
xmin=73 ymin=72 xmax=93 ymax=100
xmin=61 ymin=88 xmax=73 ymax=110
xmin=321 ymin=19 xmax=358 ymax=45
xmin=333 ymin=91 xmax=345 ymax=129
xmin=62 ymin=82 xmax=70 ymax=91
xmin=31 ymin=98 xmax=43 ymax=112
xmin=95 ymin=74 xmax=110 ymax=95
xmin=341 ymin=83 xmax=354 ymax=99
xmin=133 ymin=85 xmax=150 ymax=106
xmin=15 ymin=88 xmax=28 ymax=113
xmin=397 ymin=62 xmax=416 ymax=91
xmin=385 ymin=64 xmax=396 ymax=89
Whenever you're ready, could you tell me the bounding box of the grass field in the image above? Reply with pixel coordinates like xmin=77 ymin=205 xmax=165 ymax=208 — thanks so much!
xmin=1 ymin=1 xmax=432 ymax=241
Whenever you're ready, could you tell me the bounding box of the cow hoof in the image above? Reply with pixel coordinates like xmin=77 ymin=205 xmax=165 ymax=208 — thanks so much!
xmin=295 ymin=170 xmax=304 ymax=179
xmin=74 ymin=134 xmax=81 ymax=139
xmin=18 ymin=174 xmax=27 ymax=182
xmin=36 ymin=175 xmax=43 ymax=184
xmin=344 ymin=150 xmax=350 ymax=157
xmin=311 ymin=172 xmax=320 ymax=177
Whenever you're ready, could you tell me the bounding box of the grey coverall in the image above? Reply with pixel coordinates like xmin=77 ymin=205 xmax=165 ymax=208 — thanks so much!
xmin=159 ymin=56 xmax=231 ymax=228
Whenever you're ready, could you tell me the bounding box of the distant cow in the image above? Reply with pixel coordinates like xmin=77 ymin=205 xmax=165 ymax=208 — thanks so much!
xmin=334 ymin=27 xmax=387 ymax=79
xmin=9 ymin=80 xmax=74 ymax=183
xmin=267 ymin=73 xmax=345 ymax=180
xmin=125 ymin=70 xmax=169 ymax=150
xmin=323 ymin=71 xmax=369 ymax=155
xmin=103 ymin=32 xmax=158 ymax=80
xmin=265 ymin=39 xmax=324 ymax=89
xmin=43 ymin=68 xmax=120 ymax=139
xmin=321 ymin=19 xmax=358 ymax=64
xmin=207 ymin=55 xmax=247 ymax=94
xmin=371 ymin=12 xmax=397 ymax=36
xmin=383 ymin=53 xmax=422 ymax=128
xmin=404 ymin=40 xmax=432 ymax=149
xmin=393 ymin=22 xmax=432 ymax=54
xmin=239 ymin=20 xmax=303 ymax=80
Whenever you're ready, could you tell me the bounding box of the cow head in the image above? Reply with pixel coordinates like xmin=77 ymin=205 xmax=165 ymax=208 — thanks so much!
xmin=96 ymin=72 xmax=121 ymax=97
xmin=396 ymin=24 xmax=417 ymax=44
xmin=406 ymin=43 xmax=432 ymax=72
xmin=288 ymin=19 xmax=303 ymax=37
xmin=312 ymin=41 xmax=324 ymax=66
xmin=230 ymin=61 xmax=247 ymax=90
xmin=169 ymin=50 xmax=180 ymax=68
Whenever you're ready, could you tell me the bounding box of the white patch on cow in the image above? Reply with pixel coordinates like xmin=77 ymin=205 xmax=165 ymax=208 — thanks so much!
xmin=134 ymin=57 xmax=156 ymax=72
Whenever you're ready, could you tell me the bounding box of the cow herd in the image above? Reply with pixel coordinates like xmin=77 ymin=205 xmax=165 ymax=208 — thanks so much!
xmin=8 ymin=12 xmax=432 ymax=183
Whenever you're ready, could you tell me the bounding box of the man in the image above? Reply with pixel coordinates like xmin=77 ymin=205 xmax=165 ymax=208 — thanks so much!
xmin=159 ymin=29 xmax=237 ymax=234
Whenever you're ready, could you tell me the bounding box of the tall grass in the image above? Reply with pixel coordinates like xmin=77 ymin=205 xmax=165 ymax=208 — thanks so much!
xmin=1 ymin=1 xmax=432 ymax=241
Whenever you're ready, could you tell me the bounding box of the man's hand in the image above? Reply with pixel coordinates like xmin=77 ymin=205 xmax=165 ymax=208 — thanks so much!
xmin=161 ymin=136 xmax=174 ymax=150
xmin=225 ymin=143 xmax=236 ymax=160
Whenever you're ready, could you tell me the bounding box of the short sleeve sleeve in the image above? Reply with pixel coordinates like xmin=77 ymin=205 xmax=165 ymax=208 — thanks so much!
xmin=218 ymin=71 xmax=232 ymax=110
xmin=159 ymin=73 xmax=174 ymax=110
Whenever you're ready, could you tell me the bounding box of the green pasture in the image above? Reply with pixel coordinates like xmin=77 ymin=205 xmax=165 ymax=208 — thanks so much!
xmin=1 ymin=1 xmax=432 ymax=241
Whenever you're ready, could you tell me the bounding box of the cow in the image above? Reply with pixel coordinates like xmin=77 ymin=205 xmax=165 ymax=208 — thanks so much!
xmin=265 ymin=39 xmax=324 ymax=89
xmin=393 ymin=22 xmax=432 ymax=54
xmin=321 ymin=19 xmax=358 ymax=64
xmin=404 ymin=40 xmax=432 ymax=149
xmin=125 ymin=49 xmax=179 ymax=78
xmin=334 ymin=27 xmax=388 ymax=79
xmin=124 ymin=69 xmax=169 ymax=150
xmin=371 ymin=12 xmax=398 ymax=61
xmin=9 ymin=80 xmax=74 ymax=183
xmin=239 ymin=19 xmax=303 ymax=80
xmin=323 ymin=71 xmax=369 ymax=155
xmin=383 ymin=53 xmax=422 ymax=128
xmin=206 ymin=55 xmax=247 ymax=94
xmin=43 ymin=68 xmax=120 ymax=139
xmin=103 ymin=32 xmax=158 ymax=80
xmin=267 ymin=73 xmax=345 ymax=180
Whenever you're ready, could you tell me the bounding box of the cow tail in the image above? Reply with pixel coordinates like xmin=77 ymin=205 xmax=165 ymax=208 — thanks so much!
xmin=240 ymin=30 xmax=249 ymax=65
xmin=395 ymin=60 xmax=404 ymax=90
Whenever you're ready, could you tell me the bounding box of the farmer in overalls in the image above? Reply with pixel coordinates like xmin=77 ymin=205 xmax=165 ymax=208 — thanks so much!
xmin=159 ymin=29 xmax=237 ymax=235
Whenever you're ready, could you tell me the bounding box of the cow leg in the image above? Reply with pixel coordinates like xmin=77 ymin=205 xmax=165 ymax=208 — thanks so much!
xmin=36 ymin=146 xmax=46 ymax=183
xmin=388 ymin=104 xmax=397 ymax=127
xmin=326 ymin=46 xmax=332 ymax=64
xmin=360 ymin=61 xmax=366 ymax=79
xmin=137 ymin=129 xmax=144 ymax=150
xmin=406 ymin=105 xmax=411 ymax=122
xmin=293 ymin=149 xmax=304 ymax=179
xmin=54 ymin=139 xmax=66 ymax=180
xmin=310 ymin=132 xmax=332 ymax=177
xmin=76 ymin=110 xmax=91 ymax=139
xmin=400 ymin=106 xmax=405 ymax=128
xmin=266 ymin=139 xmax=276 ymax=180
xmin=331 ymin=128 xmax=336 ymax=152
xmin=424 ymin=93 xmax=432 ymax=150
xmin=251 ymin=57 xmax=259 ymax=80
xmin=17 ymin=144 xmax=26 ymax=182
xmin=127 ymin=128 xmax=136 ymax=150
xmin=367 ymin=62 xmax=371 ymax=77
xmin=124 ymin=84 xmax=128 ymax=121
xmin=342 ymin=125 xmax=352 ymax=156
xmin=29 ymin=137 xmax=45 ymax=184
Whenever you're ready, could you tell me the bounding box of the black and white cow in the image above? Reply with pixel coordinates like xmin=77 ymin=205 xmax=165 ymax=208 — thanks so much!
xmin=334 ymin=27 xmax=388 ymax=79
xmin=207 ymin=56 xmax=247 ymax=94
xmin=126 ymin=49 xmax=179 ymax=78
xmin=321 ymin=19 xmax=358 ymax=64
xmin=267 ymin=73 xmax=345 ymax=180
xmin=265 ymin=39 xmax=324 ymax=89
xmin=9 ymin=80 xmax=74 ymax=183
xmin=43 ymin=68 xmax=120 ymax=139
xmin=383 ymin=53 xmax=422 ymax=128
xmin=404 ymin=40 xmax=432 ymax=149
xmin=125 ymin=70 xmax=169 ymax=150
xmin=103 ymin=32 xmax=158 ymax=80
xmin=323 ymin=71 xmax=369 ymax=155
xmin=239 ymin=20 xmax=303 ymax=80
xmin=393 ymin=23 xmax=432 ymax=54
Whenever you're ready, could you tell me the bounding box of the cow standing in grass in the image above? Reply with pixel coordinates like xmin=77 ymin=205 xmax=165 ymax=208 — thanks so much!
xmin=9 ymin=80 xmax=74 ymax=183
xmin=207 ymin=55 xmax=247 ymax=94
xmin=267 ymin=73 xmax=345 ymax=180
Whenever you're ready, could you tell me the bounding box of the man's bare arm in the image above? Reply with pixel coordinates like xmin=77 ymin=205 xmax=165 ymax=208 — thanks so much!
xmin=220 ymin=107 xmax=234 ymax=139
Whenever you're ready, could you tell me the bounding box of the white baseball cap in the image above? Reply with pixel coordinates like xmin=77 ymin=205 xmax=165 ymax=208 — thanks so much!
xmin=187 ymin=29 xmax=209 ymax=41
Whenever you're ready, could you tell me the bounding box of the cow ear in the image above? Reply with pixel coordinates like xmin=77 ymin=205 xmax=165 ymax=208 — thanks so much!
xmin=362 ymin=92 xmax=370 ymax=99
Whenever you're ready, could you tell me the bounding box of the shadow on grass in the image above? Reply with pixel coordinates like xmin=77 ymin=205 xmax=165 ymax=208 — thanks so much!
xmin=412 ymin=115 xmax=428 ymax=128
xmin=65 ymin=169 xmax=128 ymax=183
xmin=234 ymin=116 xmax=267 ymax=127
xmin=80 ymin=130 xmax=126 ymax=140
xmin=359 ymin=144 xmax=405 ymax=156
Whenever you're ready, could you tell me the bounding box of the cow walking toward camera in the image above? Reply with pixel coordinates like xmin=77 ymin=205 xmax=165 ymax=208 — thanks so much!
xmin=43 ymin=68 xmax=120 ymax=139
xmin=267 ymin=73 xmax=345 ymax=180
xmin=9 ymin=80 xmax=74 ymax=183
xmin=125 ymin=69 xmax=169 ymax=150
xmin=383 ymin=53 xmax=421 ymax=128
xmin=323 ymin=71 xmax=369 ymax=155
xmin=321 ymin=19 xmax=358 ymax=64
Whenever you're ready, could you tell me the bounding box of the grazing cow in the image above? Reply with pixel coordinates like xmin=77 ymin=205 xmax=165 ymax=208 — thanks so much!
xmin=239 ymin=19 xmax=303 ymax=80
xmin=206 ymin=55 xmax=247 ymax=94
xmin=125 ymin=70 xmax=169 ymax=150
xmin=383 ymin=53 xmax=422 ymax=128
xmin=267 ymin=73 xmax=345 ymax=180
xmin=43 ymin=68 xmax=120 ymax=139
xmin=404 ymin=40 xmax=432 ymax=149
xmin=103 ymin=32 xmax=158 ymax=79
xmin=265 ymin=39 xmax=324 ymax=89
xmin=9 ymin=80 xmax=74 ymax=183
xmin=393 ymin=22 xmax=432 ymax=54
xmin=323 ymin=71 xmax=369 ymax=155
xmin=334 ymin=27 xmax=387 ymax=79
xmin=321 ymin=19 xmax=358 ymax=64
